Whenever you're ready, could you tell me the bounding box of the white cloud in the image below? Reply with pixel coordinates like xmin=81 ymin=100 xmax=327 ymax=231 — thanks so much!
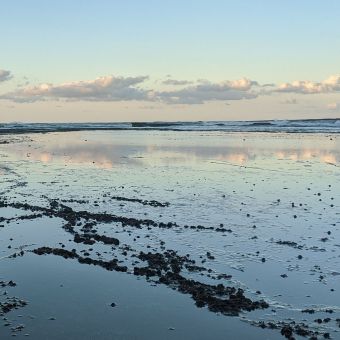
xmin=0 ymin=70 xmax=12 ymax=82
xmin=226 ymin=78 xmax=259 ymax=90
xmin=1 ymin=72 xmax=340 ymax=108
xmin=327 ymin=102 xmax=339 ymax=110
xmin=0 ymin=75 xmax=149 ymax=103
xmin=0 ymin=75 xmax=260 ymax=105
xmin=276 ymin=75 xmax=340 ymax=94
xmin=157 ymin=78 xmax=258 ymax=104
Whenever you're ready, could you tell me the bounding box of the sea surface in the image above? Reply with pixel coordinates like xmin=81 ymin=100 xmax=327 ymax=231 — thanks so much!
xmin=1 ymin=118 xmax=340 ymax=133
xmin=0 ymin=129 xmax=339 ymax=339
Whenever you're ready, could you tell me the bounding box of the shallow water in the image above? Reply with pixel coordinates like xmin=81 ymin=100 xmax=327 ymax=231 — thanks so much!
xmin=0 ymin=130 xmax=339 ymax=339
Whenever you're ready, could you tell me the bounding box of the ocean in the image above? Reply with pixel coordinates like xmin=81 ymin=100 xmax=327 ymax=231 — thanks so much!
xmin=1 ymin=118 xmax=340 ymax=134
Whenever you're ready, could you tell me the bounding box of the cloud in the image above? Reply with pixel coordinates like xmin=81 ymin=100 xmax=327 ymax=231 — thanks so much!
xmin=2 ymin=72 xmax=339 ymax=107
xmin=162 ymin=79 xmax=193 ymax=86
xmin=0 ymin=70 xmax=12 ymax=82
xmin=276 ymin=75 xmax=340 ymax=94
xmin=0 ymin=75 xmax=260 ymax=105
xmin=327 ymin=102 xmax=339 ymax=110
xmin=0 ymin=75 xmax=150 ymax=103
xmin=157 ymin=77 xmax=258 ymax=104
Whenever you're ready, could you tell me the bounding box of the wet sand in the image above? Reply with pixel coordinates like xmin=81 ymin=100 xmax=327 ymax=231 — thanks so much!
xmin=0 ymin=130 xmax=339 ymax=339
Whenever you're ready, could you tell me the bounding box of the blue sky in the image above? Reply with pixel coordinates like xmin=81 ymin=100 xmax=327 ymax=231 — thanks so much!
xmin=0 ymin=0 xmax=339 ymax=122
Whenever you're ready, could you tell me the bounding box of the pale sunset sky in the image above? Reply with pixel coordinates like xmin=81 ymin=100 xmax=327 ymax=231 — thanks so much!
xmin=0 ymin=0 xmax=339 ymax=122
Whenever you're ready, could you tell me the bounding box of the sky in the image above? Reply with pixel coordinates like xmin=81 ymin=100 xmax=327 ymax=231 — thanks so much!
xmin=0 ymin=0 xmax=340 ymax=122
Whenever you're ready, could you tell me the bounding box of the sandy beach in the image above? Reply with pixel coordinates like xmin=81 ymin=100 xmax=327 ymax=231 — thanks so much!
xmin=0 ymin=130 xmax=339 ymax=339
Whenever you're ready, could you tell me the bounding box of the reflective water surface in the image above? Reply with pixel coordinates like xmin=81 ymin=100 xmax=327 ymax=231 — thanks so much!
xmin=4 ymin=130 xmax=340 ymax=167
xmin=0 ymin=130 xmax=339 ymax=339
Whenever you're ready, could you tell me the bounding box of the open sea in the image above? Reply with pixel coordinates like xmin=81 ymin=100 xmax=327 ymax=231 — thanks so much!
xmin=1 ymin=118 xmax=340 ymax=134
